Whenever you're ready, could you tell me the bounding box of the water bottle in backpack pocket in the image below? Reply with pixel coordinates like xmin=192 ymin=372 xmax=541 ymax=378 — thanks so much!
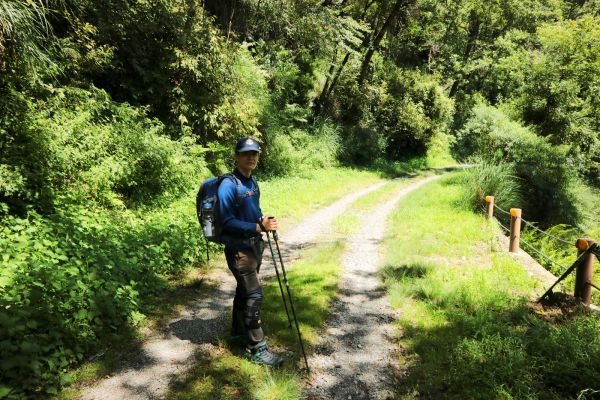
xmin=196 ymin=176 xmax=224 ymax=243
xmin=201 ymin=199 xmax=215 ymax=238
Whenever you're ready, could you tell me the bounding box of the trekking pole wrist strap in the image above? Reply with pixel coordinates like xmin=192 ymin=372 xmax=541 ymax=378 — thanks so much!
xmin=258 ymin=219 xmax=267 ymax=232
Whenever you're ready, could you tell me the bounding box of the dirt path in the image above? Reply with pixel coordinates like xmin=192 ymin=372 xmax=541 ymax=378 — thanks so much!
xmin=81 ymin=181 xmax=388 ymax=400
xmin=305 ymin=175 xmax=441 ymax=400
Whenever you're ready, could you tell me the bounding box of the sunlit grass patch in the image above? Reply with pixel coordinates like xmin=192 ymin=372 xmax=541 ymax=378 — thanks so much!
xmin=167 ymin=347 xmax=302 ymax=400
xmin=382 ymin=174 xmax=600 ymax=399
xmin=332 ymin=179 xmax=415 ymax=237
xmin=333 ymin=214 xmax=361 ymax=236
xmin=262 ymin=240 xmax=345 ymax=350
xmin=260 ymin=167 xmax=383 ymax=228
xmin=351 ymin=178 xmax=410 ymax=209
xmin=253 ymin=372 xmax=303 ymax=400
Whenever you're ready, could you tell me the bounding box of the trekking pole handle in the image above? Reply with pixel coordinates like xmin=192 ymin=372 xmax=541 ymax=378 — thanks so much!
xmin=267 ymin=217 xmax=279 ymax=240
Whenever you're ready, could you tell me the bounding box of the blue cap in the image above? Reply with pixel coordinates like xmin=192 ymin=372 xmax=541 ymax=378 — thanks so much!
xmin=235 ymin=137 xmax=261 ymax=153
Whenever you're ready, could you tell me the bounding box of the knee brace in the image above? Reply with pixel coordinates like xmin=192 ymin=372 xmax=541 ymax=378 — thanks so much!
xmin=244 ymin=295 xmax=263 ymax=330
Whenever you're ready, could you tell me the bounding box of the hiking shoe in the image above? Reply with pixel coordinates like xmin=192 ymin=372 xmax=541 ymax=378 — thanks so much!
xmin=248 ymin=341 xmax=284 ymax=367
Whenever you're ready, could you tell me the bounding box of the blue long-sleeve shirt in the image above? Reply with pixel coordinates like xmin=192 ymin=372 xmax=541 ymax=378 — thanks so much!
xmin=218 ymin=169 xmax=262 ymax=241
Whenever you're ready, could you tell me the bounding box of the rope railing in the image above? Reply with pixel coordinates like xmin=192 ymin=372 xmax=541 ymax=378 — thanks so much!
xmin=493 ymin=203 xmax=510 ymax=216
xmin=521 ymin=218 xmax=574 ymax=247
xmin=497 ymin=220 xmax=510 ymax=234
xmin=483 ymin=195 xmax=598 ymax=305
xmin=520 ymin=237 xmax=569 ymax=273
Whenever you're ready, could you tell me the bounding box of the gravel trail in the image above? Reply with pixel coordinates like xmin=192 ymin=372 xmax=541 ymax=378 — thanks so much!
xmin=81 ymin=180 xmax=387 ymax=400
xmin=306 ymin=175 xmax=441 ymax=400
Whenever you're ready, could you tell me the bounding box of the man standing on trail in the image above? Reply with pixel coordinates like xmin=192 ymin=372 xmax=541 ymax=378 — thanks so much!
xmin=218 ymin=137 xmax=284 ymax=367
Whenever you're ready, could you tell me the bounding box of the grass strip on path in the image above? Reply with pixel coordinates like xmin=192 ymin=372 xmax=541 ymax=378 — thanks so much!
xmin=260 ymin=167 xmax=384 ymax=230
xmin=382 ymin=173 xmax=600 ymax=400
xmin=166 ymin=178 xmax=418 ymax=400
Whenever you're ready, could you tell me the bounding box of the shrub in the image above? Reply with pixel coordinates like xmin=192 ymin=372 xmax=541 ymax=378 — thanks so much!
xmin=339 ymin=125 xmax=387 ymax=166
xmin=461 ymin=163 xmax=522 ymax=212
xmin=456 ymin=103 xmax=585 ymax=226
xmin=374 ymin=67 xmax=453 ymax=159
xmin=259 ymin=106 xmax=340 ymax=177
xmin=0 ymin=195 xmax=205 ymax=397
xmin=1 ymin=86 xmax=207 ymax=212
xmin=333 ymin=62 xmax=453 ymax=163
xmin=426 ymin=132 xmax=456 ymax=168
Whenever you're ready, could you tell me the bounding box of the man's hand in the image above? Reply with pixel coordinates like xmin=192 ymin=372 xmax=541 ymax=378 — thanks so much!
xmin=257 ymin=216 xmax=278 ymax=232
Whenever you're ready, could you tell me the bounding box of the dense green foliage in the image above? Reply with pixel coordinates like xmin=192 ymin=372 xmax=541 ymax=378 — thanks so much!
xmin=456 ymin=103 xmax=587 ymax=226
xmin=512 ymin=16 xmax=600 ymax=184
xmin=1 ymin=86 xmax=205 ymax=213
xmin=0 ymin=198 xmax=203 ymax=395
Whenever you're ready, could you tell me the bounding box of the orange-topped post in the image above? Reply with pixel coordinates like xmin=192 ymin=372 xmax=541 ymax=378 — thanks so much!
xmin=509 ymin=208 xmax=522 ymax=253
xmin=575 ymin=238 xmax=596 ymax=305
xmin=485 ymin=196 xmax=494 ymax=219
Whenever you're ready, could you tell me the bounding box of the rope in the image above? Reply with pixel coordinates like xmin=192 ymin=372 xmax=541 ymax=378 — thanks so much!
xmin=588 ymin=282 xmax=600 ymax=292
xmin=520 ymin=237 xmax=570 ymax=273
xmin=521 ymin=219 xmax=574 ymax=247
xmin=493 ymin=204 xmax=510 ymax=215
xmin=496 ymin=219 xmax=510 ymax=233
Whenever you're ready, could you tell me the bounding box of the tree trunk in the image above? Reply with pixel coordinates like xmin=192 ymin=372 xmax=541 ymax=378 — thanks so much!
xmin=449 ymin=12 xmax=480 ymax=97
xmin=358 ymin=0 xmax=404 ymax=84
xmin=314 ymin=51 xmax=339 ymax=112
xmin=314 ymin=1 xmax=379 ymax=111
xmin=227 ymin=0 xmax=236 ymax=42
xmin=325 ymin=51 xmax=351 ymax=99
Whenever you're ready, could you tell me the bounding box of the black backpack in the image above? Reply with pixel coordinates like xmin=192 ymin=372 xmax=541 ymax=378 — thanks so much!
xmin=196 ymin=173 xmax=259 ymax=244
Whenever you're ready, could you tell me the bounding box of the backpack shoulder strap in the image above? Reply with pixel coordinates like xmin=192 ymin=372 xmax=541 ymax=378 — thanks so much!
xmin=220 ymin=173 xmax=244 ymax=206
xmin=251 ymin=176 xmax=259 ymax=196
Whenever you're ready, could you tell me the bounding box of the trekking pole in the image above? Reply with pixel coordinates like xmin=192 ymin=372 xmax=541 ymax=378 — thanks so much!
xmin=272 ymin=230 xmax=310 ymax=372
xmin=265 ymin=230 xmax=293 ymax=331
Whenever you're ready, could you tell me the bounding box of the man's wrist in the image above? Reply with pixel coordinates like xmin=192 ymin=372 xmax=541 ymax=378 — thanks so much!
xmin=258 ymin=219 xmax=267 ymax=232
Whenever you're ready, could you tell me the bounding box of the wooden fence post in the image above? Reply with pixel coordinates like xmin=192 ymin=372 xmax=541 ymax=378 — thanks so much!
xmin=509 ymin=208 xmax=522 ymax=253
xmin=575 ymin=238 xmax=596 ymax=305
xmin=485 ymin=196 xmax=494 ymax=219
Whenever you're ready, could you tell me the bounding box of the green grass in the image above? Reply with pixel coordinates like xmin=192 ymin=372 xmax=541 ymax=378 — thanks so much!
xmin=382 ymin=174 xmax=600 ymax=399
xmin=351 ymin=178 xmax=410 ymax=210
xmin=166 ymin=347 xmax=303 ymax=400
xmin=260 ymin=167 xmax=383 ymax=228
